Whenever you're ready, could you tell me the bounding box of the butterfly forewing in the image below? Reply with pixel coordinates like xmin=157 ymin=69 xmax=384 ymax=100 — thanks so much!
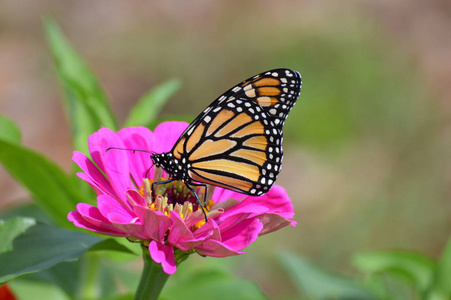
xmin=220 ymin=68 xmax=301 ymax=129
xmin=174 ymin=69 xmax=302 ymax=142
xmin=153 ymin=68 xmax=302 ymax=196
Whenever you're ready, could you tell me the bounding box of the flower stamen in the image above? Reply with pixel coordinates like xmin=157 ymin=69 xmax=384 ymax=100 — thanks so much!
xmin=137 ymin=178 xmax=216 ymax=225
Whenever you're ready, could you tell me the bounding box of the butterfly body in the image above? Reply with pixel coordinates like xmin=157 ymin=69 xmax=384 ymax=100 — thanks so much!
xmin=151 ymin=68 xmax=302 ymax=197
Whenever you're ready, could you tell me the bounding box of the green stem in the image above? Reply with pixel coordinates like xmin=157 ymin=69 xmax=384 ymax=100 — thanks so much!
xmin=78 ymin=252 xmax=101 ymax=300
xmin=134 ymin=246 xmax=170 ymax=300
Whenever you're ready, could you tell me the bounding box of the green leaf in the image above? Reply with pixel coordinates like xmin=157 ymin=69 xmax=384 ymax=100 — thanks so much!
xmin=125 ymin=78 xmax=181 ymax=128
xmin=21 ymin=260 xmax=81 ymax=298
xmin=0 ymin=222 xmax=130 ymax=283
xmin=44 ymin=18 xmax=116 ymax=153
xmin=0 ymin=217 xmax=36 ymax=253
xmin=0 ymin=203 xmax=55 ymax=225
xmin=353 ymin=250 xmax=436 ymax=293
xmin=426 ymin=239 xmax=451 ymax=300
xmin=0 ymin=222 xmax=101 ymax=283
xmin=0 ymin=115 xmax=21 ymax=144
xmin=88 ymin=238 xmax=135 ymax=254
xmin=280 ymin=252 xmax=378 ymax=300
xmin=19 ymin=251 xmax=135 ymax=299
xmin=162 ymin=268 xmax=268 ymax=300
xmin=0 ymin=140 xmax=91 ymax=227
xmin=23 ymin=251 xmax=133 ymax=299
xmin=102 ymin=294 xmax=134 ymax=300
xmin=10 ymin=279 xmax=70 ymax=300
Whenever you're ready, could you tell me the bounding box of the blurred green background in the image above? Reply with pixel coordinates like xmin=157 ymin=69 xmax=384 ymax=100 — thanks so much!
xmin=0 ymin=1 xmax=449 ymax=299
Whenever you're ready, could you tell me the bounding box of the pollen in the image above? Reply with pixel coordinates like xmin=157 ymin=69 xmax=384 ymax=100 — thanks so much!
xmin=194 ymin=204 xmax=221 ymax=229
xmin=195 ymin=219 xmax=206 ymax=229
xmin=138 ymin=186 xmax=145 ymax=197
xmin=138 ymin=178 xmax=214 ymax=227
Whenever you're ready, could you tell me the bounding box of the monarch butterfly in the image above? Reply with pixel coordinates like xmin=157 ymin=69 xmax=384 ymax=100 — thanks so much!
xmin=150 ymin=68 xmax=302 ymax=210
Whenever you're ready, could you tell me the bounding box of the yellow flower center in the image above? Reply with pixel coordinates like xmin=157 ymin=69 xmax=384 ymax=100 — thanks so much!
xmin=134 ymin=178 xmax=215 ymax=228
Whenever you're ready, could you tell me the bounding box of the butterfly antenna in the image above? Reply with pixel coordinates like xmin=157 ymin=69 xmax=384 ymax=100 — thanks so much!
xmin=106 ymin=147 xmax=157 ymax=178
xmin=106 ymin=147 xmax=156 ymax=155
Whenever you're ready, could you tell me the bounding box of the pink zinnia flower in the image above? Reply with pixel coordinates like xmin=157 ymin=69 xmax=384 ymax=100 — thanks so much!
xmin=68 ymin=122 xmax=296 ymax=274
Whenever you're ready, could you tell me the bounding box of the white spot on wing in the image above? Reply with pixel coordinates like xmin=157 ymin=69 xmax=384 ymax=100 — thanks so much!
xmin=243 ymin=84 xmax=252 ymax=91
xmin=245 ymin=89 xmax=256 ymax=97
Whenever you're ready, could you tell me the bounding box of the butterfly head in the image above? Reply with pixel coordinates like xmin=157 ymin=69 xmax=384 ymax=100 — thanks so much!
xmin=151 ymin=152 xmax=182 ymax=180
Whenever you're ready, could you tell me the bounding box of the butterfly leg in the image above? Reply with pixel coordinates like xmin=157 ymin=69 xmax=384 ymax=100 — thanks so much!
xmin=152 ymin=179 xmax=209 ymax=222
xmin=185 ymin=183 xmax=208 ymax=222
xmin=151 ymin=179 xmax=175 ymax=200
xmin=186 ymin=183 xmax=209 ymax=210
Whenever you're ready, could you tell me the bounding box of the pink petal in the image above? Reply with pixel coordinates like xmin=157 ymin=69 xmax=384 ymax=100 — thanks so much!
xmin=73 ymin=151 xmax=116 ymax=196
xmin=167 ymin=212 xmax=205 ymax=251
xmin=76 ymin=173 xmax=108 ymax=196
xmin=107 ymin=212 xmax=135 ymax=224
xmin=109 ymin=220 xmax=149 ymax=240
xmin=75 ymin=203 xmax=123 ymax=233
xmin=152 ymin=122 xmax=189 ymax=154
xmin=193 ymin=219 xmax=221 ymax=241
xmin=257 ymin=213 xmax=296 ymax=236
xmin=184 ymin=210 xmax=207 ymax=228
xmin=149 ymin=241 xmax=176 ymax=274
xmin=88 ymin=128 xmax=132 ymax=207
xmin=97 ymin=194 xmax=135 ymax=221
xmin=222 ymin=185 xmax=295 ymax=220
xmin=117 ymin=127 xmax=155 ymax=182
xmin=196 ymin=239 xmax=244 ymax=257
xmin=72 ymin=151 xmax=114 ymax=194
xmin=96 ymin=194 xmax=148 ymax=240
xmin=125 ymin=190 xmax=147 ymax=207
xmin=220 ymin=218 xmax=263 ymax=250
xmin=67 ymin=211 xmax=126 ymax=236
xmin=212 ymin=187 xmax=246 ymax=204
xmin=210 ymin=198 xmax=239 ymax=211
xmin=216 ymin=213 xmax=250 ymax=232
xmin=134 ymin=206 xmax=172 ymax=242
xmin=77 ymin=199 xmax=148 ymax=240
